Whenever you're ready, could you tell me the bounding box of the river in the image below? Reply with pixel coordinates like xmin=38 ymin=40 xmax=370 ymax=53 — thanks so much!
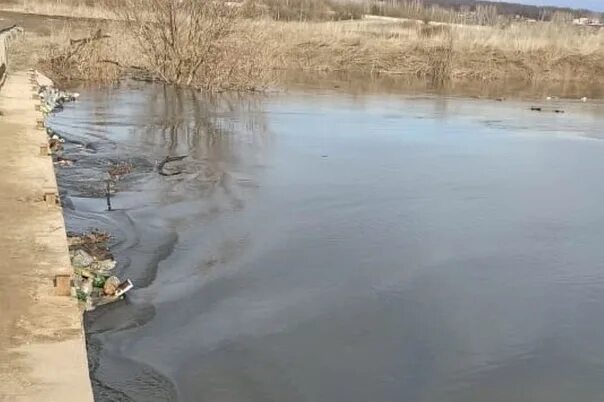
xmin=48 ymin=80 xmax=604 ymax=402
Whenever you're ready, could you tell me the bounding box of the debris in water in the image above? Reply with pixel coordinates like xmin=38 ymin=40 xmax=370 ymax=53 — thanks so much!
xmin=71 ymin=249 xmax=94 ymax=268
xmin=103 ymin=276 xmax=121 ymax=296
xmin=115 ymin=279 xmax=134 ymax=297
xmin=67 ymin=230 xmax=132 ymax=310
xmin=48 ymin=137 xmax=63 ymax=154
xmin=68 ymin=229 xmax=111 ymax=245
xmin=54 ymin=156 xmax=75 ymax=167
xmin=108 ymin=161 xmax=133 ymax=180
xmin=92 ymin=275 xmax=106 ymax=289
xmin=158 ymin=155 xmax=187 ymax=176
xmin=530 ymin=106 xmax=565 ymax=114
xmin=105 ymin=179 xmax=113 ymax=211
xmin=68 ymin=229 xmax=112 ymax=260
xmin=89 ymin=258 xmax=117 ymax=274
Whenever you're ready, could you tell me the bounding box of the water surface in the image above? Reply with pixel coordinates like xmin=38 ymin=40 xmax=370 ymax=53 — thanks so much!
xmin=50 ymin=83 xmax=604 ymax=402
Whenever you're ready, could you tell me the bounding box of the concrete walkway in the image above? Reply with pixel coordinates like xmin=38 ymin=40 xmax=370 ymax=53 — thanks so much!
xmin=0 ymin=71 xmax=93 ymax=401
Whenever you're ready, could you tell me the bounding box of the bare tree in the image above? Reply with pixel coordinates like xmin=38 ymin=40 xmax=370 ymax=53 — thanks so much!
xmin=113 ymin=0 xmax=269 ymax=90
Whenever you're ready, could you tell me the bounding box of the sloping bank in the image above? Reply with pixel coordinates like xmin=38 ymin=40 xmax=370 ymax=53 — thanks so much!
xmin=0 ymin=26 xmax=93 ymax=401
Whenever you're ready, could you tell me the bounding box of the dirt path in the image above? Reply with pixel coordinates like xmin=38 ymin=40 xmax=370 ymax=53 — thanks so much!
xmin=0 ymin=71 xmax=93 ymax=401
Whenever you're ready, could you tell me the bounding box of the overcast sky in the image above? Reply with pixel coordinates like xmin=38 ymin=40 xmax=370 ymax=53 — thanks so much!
xmin=490 ymin=0 xmax=604 ymax=12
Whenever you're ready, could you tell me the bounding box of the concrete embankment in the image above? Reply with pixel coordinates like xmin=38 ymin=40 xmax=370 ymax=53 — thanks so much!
xmin=0 ymin=27 xmax=93 ymax=401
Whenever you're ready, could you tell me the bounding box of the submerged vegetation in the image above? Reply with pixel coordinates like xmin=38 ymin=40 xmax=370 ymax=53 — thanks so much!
xmin=5 ymin=0 xmax=604 ymax=90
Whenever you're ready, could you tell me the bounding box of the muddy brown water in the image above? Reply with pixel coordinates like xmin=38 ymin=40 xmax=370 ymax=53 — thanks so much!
xmin=48 ymin=81 xmax=604 ymax=402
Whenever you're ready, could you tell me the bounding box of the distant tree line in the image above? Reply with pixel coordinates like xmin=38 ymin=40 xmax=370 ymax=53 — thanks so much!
xmin=414 ymin=0 xmax=600 ymax=20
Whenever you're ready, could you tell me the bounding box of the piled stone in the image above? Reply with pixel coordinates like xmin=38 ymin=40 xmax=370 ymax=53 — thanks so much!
xmin=68 ymin=230 xmax=132 ymax=310
xmin=39 ymin=87 xmax=79 ymax=114
xmin=33 ymin=71 xmax=77 ymax=156
xmin=34 ymin=70 xmax=79 ymax=115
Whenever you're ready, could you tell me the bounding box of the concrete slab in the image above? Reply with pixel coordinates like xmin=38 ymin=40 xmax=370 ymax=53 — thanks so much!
xmin=0 ymin=71 xmax=93 ymax=401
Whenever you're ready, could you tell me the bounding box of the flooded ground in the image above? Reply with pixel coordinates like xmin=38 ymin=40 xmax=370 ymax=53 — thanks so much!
xmin=49 ymin=81 xmax=604 ymax=402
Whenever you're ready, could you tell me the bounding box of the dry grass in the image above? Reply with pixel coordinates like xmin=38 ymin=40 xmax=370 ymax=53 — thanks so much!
xmin=0 ymin=0 xmax=499 ymax=25
xmin=266 ymin=18 xmax=604 ymax=83
xmin=111 ymin=0 xmax=272 ymax=90
xmin=10 ymin=25 xmax=119 ymax=78
xmin=38 ymin=24 xmax=135 ymax=83
xmin=0 ymin=0 xmax=114 ymax=19
xmin=240 ymin=0 xmax=365 ymax=21
xmin=12 ymin=7 xmax=274 ymax=91
xmin=368 ymin=0 xmax=459 ymax=24
xmin=5 ymin=0 xmax=603 ymax=88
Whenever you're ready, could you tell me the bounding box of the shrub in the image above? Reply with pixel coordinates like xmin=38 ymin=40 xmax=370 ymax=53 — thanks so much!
xmin=111 ymin=0 xmax=271 ymax=91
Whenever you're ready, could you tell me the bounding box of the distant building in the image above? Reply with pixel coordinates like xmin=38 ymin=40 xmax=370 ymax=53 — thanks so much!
xmin=573 ymin=17 xmax=602 ymax=27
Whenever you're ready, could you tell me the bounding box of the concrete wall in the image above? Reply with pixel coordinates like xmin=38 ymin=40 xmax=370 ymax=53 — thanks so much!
xmin=0 ymin=24 xmax=94 ymax=401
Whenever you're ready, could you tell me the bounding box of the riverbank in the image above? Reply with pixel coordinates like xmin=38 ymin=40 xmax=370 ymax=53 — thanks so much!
xmin=4 ymin=6 xmax=603 ymax=90
xmin=270 ymin=18 xmax=604 ymax=83
xmin=0 ymin=67 xmax=93 ymax=399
